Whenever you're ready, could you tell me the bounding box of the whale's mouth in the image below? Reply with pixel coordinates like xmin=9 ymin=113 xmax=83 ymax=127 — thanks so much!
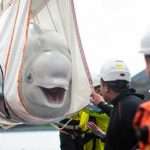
xmin=40 ymin=87 xmax=65 ymax=104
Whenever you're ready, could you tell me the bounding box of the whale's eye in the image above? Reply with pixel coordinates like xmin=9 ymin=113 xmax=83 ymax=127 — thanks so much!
xmin=26 ymin=73 xmax=33 ymax=83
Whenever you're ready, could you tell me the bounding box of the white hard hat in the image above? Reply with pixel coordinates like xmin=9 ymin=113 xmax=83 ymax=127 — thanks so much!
xmin=100 ymin=60 xmax=131 ymax=82
xmin=93 ymin=75 xmax=100 ymax=87
xmin=140 ymin=32 xmax=150 ymax=55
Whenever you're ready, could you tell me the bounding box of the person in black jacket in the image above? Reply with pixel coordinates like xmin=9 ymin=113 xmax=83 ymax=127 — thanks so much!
xmin=131 ymin=33 xmax=150 ymax=101
xmin=91 ymin=60 xmax=143 ymax=150
xmin=133 ymin=30 xmax=150 ymax=150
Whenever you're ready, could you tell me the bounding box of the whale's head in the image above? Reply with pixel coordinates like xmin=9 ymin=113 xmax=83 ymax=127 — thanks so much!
xmin=19 ymin=24 xmax=72 ymax=119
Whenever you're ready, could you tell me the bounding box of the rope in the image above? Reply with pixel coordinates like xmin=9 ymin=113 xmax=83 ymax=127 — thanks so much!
xmin=70 ymin=0 xmax=93 ymax=88
xmin=50 ymin=118 xmax=73 ymax=131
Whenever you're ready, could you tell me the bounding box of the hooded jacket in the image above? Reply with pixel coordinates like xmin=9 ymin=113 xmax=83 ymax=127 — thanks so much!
xmin=98 ymin=89 xmax=143 ymax=150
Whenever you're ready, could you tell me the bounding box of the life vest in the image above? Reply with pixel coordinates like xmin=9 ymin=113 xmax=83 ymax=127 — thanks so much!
xmin=79 ymin=108 xmax=109 ymax=150
xmin=58 ymin=108 xmax=109 ymax=150
xmin=133 ymin=101 xmax=150 ymax=150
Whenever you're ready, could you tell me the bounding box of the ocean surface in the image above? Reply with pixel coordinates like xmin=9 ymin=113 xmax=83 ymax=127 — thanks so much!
xmin=0 ymin=130 xmax=60 ymax=150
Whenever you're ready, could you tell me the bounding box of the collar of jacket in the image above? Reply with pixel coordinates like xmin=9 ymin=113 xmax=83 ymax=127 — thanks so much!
xmin=111 ymin=88 xmax=136 ymax=106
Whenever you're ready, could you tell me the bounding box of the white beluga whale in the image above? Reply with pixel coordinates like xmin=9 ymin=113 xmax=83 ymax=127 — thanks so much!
xmin=20 ymin=24 xmax=72 ymax=118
